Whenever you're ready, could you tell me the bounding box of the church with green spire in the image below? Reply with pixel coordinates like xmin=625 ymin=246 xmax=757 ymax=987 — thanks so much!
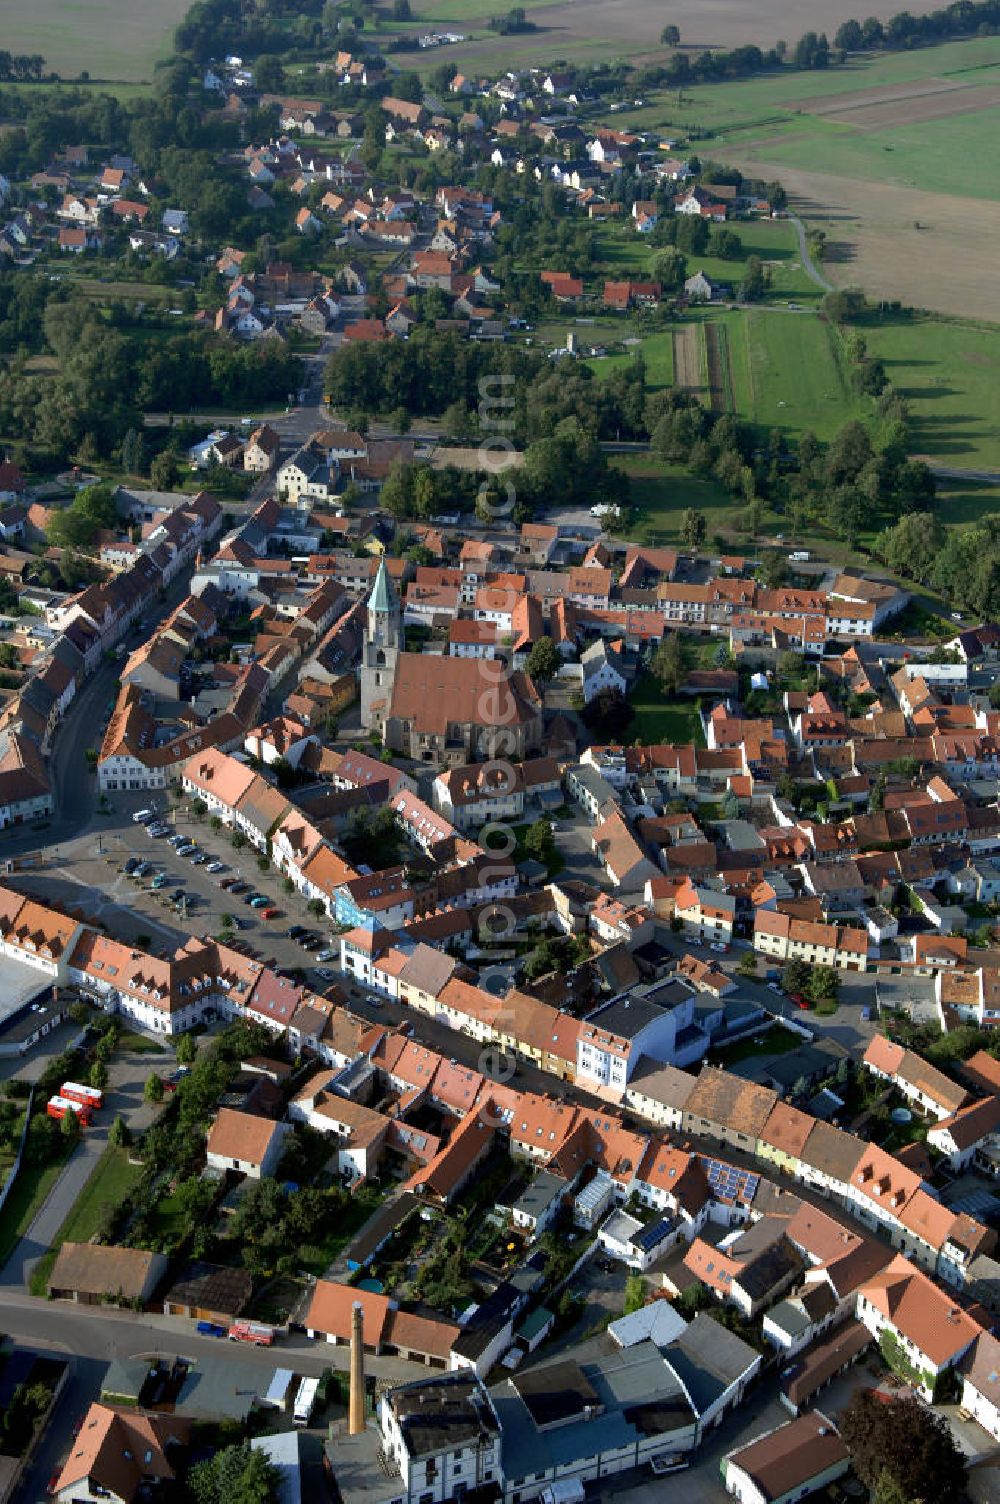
xmin=360 ymin=555 xmax=402 ymax=731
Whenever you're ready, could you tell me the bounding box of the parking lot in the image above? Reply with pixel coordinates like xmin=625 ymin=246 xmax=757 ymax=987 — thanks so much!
xmin=13 ymin=795 xmax=345 ymax=991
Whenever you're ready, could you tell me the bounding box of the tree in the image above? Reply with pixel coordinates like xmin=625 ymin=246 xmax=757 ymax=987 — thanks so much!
xmin=526 ymin=636 xmax=561 ymax=685
xmin=681 ymin=507 xmax=706 ymax=551
xmin=144 ymin=1072 xmax=164 ymax=1105
xmin=524 ymin=819 xmax=556 ymax=867
xmin=807 ymin=965 xmax=839 ymax=1005
xmin=840 ymin=1390 xmax=965 ymax=1504
xmin=740 ymin=254 xmax=766 ymax=302
xmin=254 ymin=54 xmax=285 ymax=92
xmin=822 ymin=286 xmax=866 ymax=324
xmin=781 ymin=958 xmax=810 ymax=995
xmin=109 ymin=1115 xmax=131 ymax=1149
xmin=835 ymin=18 xmax=864 ymax=50
xmin=175 ymin=1032 xmax=197 ymax=1066
xmin=736 ymin=950 xmax=758 ymax=978
xmin=89 ymin=1059 xmax=107 ymax=1091
xmin=651 ymin=247 xmax=687 ymax=292
xmin=709 ymin=227 xmax=742 ymax=260
xmin=651 ymin=631 xmax=685 ymax=696
xmin=189 ymin=1440 xmax=279 ymax=1504
xmin=756 ymin=550 xmax=789 ymax=589
xmin=877 ymin=511 xmax=943 ymax=582
xmin=661 ymin=23 xmax=680 ymax=44
xmin=149 ymin=447 xmax=179 ymax=491
xmin=120 ymin=427 xmax=147 ymax=476
xmin=61 ymin=1107 xmax=81 ymax=1142
xmin=624 ymin=1273 xmax=647 ymax=1314
xmin=581 ymin=688 xmax=634 ymax=740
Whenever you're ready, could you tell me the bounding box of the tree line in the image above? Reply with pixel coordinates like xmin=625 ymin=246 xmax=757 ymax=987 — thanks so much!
xmin=325 ymin=321 xmax=934 ymax=540
xmin=0 ymin=293 xmax=301 ymax=469
xmin=0 ymin=53 xmax=46 ymax=83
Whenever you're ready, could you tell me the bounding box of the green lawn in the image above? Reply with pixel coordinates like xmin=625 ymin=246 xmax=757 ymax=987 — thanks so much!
xmin=0 ymin=1142 xmax=75 ymax=1272
xmin=727 ymin=308 xmax=861 ymax=441
xmin=53 ymin=1146 xmax=141 ymax=1245
xmin=935 ymin=478 xmax=1000 ymax=530
xmin=588 ymin=332 xmax=673 ymax=388
xmin=115 ymin=1030 xmax=165 ymax=1054
xmin=867 ymin=313 xmax=1000 ymax=469
xmin=629 ymin=673 xmax=705 ymax=745
xmin=713 ymin=1025 xmax=802 ymax=1065
xmin=614 ymin=457 xmax=738 ymax=545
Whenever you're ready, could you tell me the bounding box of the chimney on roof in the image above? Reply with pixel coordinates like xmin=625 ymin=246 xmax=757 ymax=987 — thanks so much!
xmin=349 ymin=1300 xmax=365 ymax=1435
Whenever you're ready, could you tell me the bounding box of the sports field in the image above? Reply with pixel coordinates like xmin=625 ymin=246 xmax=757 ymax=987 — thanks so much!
xmin=4 ymin=0 xmax=190 ymax=81
xmin=726 ymin=310 xmax=860 ymax=440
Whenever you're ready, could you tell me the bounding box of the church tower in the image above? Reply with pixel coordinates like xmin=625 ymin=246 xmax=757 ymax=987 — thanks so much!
xmin=360 ymin=555 xmax=402 ymax=730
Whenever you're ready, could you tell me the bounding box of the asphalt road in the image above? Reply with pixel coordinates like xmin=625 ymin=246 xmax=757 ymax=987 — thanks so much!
xmin=0 ymin=1288 xmax=430 ymax=1504
xmin=0 ymin=567 xmax=204 ymax=865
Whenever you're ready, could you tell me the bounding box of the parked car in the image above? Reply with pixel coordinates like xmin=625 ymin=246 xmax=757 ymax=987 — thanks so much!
xmin=315 ymin=967 xmax=335 ymax=981
xmin=132 ymin=809 xmax=154 ymax=824
xmin=169 ymin=834 xmax=187 ymax=846
xmin=206 ymin=861 xmax=224 ymax=873
xmin=316 ymin=947 xmax=336 ymax=962
xmin=767 ymin=982 xmax=783 ymax=994
xmin=709 ymin=942 xmax=727 ymax=953
xmin=261 ymin=907 xmax=280 ymax=919
xmin=151 ymin=874 xmax=168 ymax=890
xmin=230 ymin=882 xmax=248 ymax=895
xmin=176 ymin=843 xmax=197 ymax=857
xmin=124 ymin=858 xmax=140 ymax=874
xmin=147 ymin=825 xmax=169 ymax=837
xmin=219 ymin=876 xmax=236 ymax=889
xmin=288 ymin=925 xmax=305 ymax=939
xmin=196 ymin=1320 xmax=227 ymax=1338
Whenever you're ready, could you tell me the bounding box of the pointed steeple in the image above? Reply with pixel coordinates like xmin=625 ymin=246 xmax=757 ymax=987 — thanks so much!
xmin=367 ymin=555 xmax=398 ymax=615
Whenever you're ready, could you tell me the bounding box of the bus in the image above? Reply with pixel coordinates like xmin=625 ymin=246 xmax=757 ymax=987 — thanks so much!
xmin=60 ymin=1082 xmax=104 ymax=1111
xmin=47 ymin=1095 xmax=91 ymax=1125
xmin=292 ymin=1377 xmax=319 ymax=1428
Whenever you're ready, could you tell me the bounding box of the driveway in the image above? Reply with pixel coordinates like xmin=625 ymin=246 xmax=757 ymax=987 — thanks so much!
xmin=1 ymin=1045 xmax=171 ymax=1292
